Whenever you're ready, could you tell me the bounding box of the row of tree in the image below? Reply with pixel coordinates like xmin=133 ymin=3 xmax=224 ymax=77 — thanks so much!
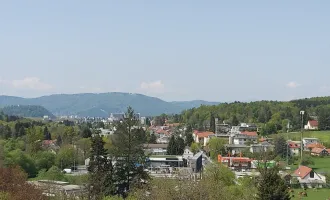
xmin=176 ymin=97 xmax=330 ymax=134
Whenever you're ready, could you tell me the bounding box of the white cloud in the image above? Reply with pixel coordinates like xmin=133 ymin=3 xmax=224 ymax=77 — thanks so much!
xmin=140 ymin=80 xmax=165 ymax=93
xmin=286 ymin=81 xmax=301 ymax=89
xmin=0 ymin=77 xmax=53 ymax=90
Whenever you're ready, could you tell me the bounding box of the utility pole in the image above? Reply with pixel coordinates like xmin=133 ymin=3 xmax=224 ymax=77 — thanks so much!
xmin=300 ymin=111 xmax=305 ymax=163
xmin=286 ymin=121 xmax=290 ymax=165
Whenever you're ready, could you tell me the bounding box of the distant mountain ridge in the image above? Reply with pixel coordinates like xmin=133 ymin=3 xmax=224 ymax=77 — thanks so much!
xmin=0 ymin=93 xmax=220 ymax=117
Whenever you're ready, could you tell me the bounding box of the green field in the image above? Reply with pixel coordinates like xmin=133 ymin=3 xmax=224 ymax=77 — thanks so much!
xmin=275 ymin=131 xmax=330 ymax=143
xmin=291 ymin=189 xmax=330 ymax=200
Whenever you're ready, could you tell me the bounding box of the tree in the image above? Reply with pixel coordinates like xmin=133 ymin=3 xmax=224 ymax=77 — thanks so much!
xmin=209 ymin=113 xmax=216 ymax=133
xmin=231 ymin=115 xmax=239 ymax=126
xmin=63 ymin=126 xmax=76 ymax=144
xmin=257 ymin=167 xmax=290 ymax=200
xmin=55 ymin=145 xmax=74 ymax=169
xmin=148 ymin=133 xmax=157 ymax=144
xmin=176 ymin=137 xmax=185 ymax=155
xmin=167 ymin=135 xmax=177 ymax=155
xmin=80 ymin=127 xmax=92 ymax=138
xmin=76 ymin=138 xmax=91 ymax=161
xmin=56 ymin=135 xmax=62 ymax=146
xmin=185 ymin=132 xmax=194 ymax=147
xmin=208 ymin=137 xmax=227 ymax=160
xmin=0 ymin=125 xmax=12 ymax=140
xmin=26 ymin=127 xmax=43 ymax=154
xmin=34 ymin=151 xmax=55 ymax=171
xmin=4 ymin=149 xmax=37 ymax=177
xmin=190 ymin=142 xmax=199 ymax=155
xmin=110 ymin=107 xmax=149 ymax=195
xmin=88 ymin=134 xmax=114 ymax=199
xmin=18 ymin=127 xmax=25 ymax=138
xmin=43 ymin=126 xmax=51 ymax=140
xmin=316 ymin=106 xmax=330 ymax=130
xmin=0 ymin=166 xmax=46 ymax=200
xmin=274 ymin=136 xmax=288 ymax=158
xmin=145 ymin=118 xmax=151 ymax=126
xmin=37 ymin=166 xmax=65 ymax=181
xmin=184 ymin=125 xmax=194 ymax=147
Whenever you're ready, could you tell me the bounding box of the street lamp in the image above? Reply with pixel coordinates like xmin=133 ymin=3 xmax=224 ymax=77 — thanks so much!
xmin=300 ymin=111 xmax=305 ymax=162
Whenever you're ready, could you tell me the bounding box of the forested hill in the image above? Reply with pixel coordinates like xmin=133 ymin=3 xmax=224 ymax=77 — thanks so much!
xmin=180 ymin=97 xmax=330 ymax=134
xmin=0 ymin=93 xmax=219 ymax=117
xmin=1 ymin=105 xmax=55 ymax=118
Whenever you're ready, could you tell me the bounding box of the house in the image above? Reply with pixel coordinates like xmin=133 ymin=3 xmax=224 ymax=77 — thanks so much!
xmin=311 ymin=148 xmax=329 ymax=156
xmin=156 ymin=136 xmax=170 ymax=144
xmin=304 ymin=120 xmax=319 ymax=130
xmin=288 ymin=141 xmax=300 ymax=156
xmin=193 ymin=131 xmax=215 ymax=146
xmin=225 ymin=144 xmax=249 ymax=155
xmin=306 ymin=143 xmax=325 ymax=151
xmin=143 ymin=144 xmax=168 ymax=155
xmin=293 ymin=166 xmax=326 ymax=187
xmin=302 ymin=138 xmax=320 ymax=150
xmin=218 ymin=155 xmax=252 ymax=169
xmin=108 ymin=113 xmax=125 ymax=122
xmin=183 ymin=147 xmax=194 ymax=160
xmin=230 ymin=133 xmax=258 ymax=145
xmin=250 ymin=141 xmax=274 ymax=153
xmin=41 ymin=140 xmax=60 ymax=153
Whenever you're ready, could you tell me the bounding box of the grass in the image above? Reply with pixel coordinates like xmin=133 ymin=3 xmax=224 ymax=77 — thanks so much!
xmin=275 ymin=131 xmax=330 ymax=142
xmin=271 ymin=130 xmax=330 ymax=173
xmin=291 ymin=188 xmax=330 ymax=200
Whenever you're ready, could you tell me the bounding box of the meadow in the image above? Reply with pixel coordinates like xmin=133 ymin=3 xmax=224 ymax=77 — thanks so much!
xmin=291 ymin=188 xmax=330 ymax=200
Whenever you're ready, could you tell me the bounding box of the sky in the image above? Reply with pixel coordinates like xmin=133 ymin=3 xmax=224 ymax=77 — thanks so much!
xmin=0 ymin=1 xmax=329 ymax=102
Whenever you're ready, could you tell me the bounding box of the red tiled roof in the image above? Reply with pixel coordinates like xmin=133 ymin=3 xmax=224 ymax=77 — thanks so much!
xmin=306 ymin=143 xmax=325 ymax=149
xmin=294 ymin=166 xmax=312 ymax=179
xmin=194 ymin=131 xmax=214 ymax=138
xmin=288 ymin=141 xmax=300 ymax=149
xmin=42 ymin=140 xmax=56 ymax=146
xmin=156 ymin=129 xmax=169 ymax=135
xmin=241 ymin=131 xmax=258 ymax=136
xmin=308 ymin=120 xmax=318 ymax=127
xmin=311 ymin=147 xmax=326 ymax=154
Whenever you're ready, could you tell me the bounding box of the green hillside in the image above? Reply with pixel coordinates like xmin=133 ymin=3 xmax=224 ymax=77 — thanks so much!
xmin=180 ymin=97 xmax=330 ymax=133
xmin=1 ymin=105 xmax=55 ymax=118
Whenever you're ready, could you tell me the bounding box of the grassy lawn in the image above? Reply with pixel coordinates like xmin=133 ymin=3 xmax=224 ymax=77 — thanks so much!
xmin=291 ymin=188 xmax=330 ymax=200
xmin=286 ymin=155 xmax=330 ymax=173
xmin=275 ymin=131 xmax=330 ymax=142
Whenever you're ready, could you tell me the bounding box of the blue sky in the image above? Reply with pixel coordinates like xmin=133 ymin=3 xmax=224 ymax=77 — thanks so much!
xmin=0 ymin=1 xmax=329 ymax=102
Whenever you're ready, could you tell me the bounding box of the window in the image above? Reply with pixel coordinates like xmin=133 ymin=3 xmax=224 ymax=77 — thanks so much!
xmin=310 ymin=171 xmax=314 ymax=178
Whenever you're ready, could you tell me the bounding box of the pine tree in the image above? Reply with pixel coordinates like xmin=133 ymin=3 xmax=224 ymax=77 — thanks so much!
xmin=274 ymin=136 xmax=288 ymax=158
xmin=56 ymin=135 xmax=62 ymax=146
xmin=18 ymin=127 xmax=25 ymax=137
xmin=257 ymin=167 xmax=290 ymax=200
xmin=149 ymin=133 xmax=157 ymax=144
xmin=232 ymin=115 xmax=239 ymax=126
xmin=43 ymin=127 xmax=51 ymax=140
xmin=210 ymin=113 xmax=216 ymax=133
xmin=110 ymin=107 xmax=149 ymax=195
xmin=167 ymin=135 xmax=177 ymax=155
xmin=88 ymin=134 xmax=114 ymax=199
xmin=185 ymin=132 xmax=194 ymax=147
xmin=176 ymin=137 xmax=185 ymax=155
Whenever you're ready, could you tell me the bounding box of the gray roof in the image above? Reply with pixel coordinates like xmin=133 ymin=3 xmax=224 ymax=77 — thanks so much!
xmin=226 ymin=144 xmax=248 ymax=148
xmin=143 ymin=143 xmax=168 ymax=149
